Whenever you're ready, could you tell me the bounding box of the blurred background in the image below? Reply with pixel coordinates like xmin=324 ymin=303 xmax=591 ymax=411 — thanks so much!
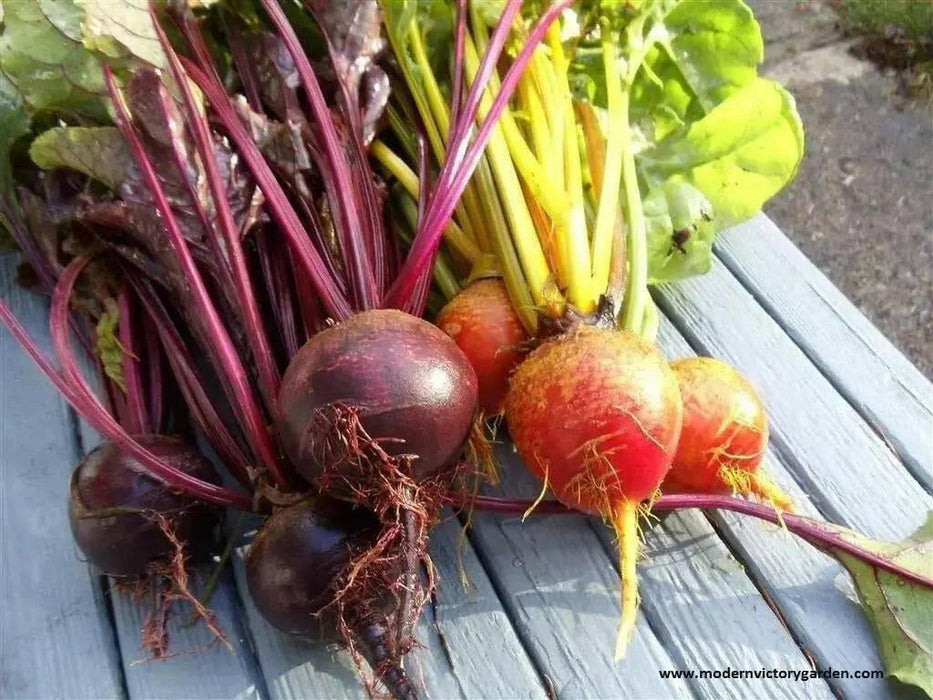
xmin=748 ymin=0 xmax=932 ymax=378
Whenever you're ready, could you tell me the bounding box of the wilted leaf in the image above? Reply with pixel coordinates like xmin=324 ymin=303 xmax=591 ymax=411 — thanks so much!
xmin=306 ymin=0 xmax=388 ymax=144
xmin=29 ymin=127 xmax=131 ymax=191
xmin=95 ymin=297 xmax=128 ymax=391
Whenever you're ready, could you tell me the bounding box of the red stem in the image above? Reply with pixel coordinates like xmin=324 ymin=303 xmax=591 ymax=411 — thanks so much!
xmin=449 ymin=0 xmax=469 ymax=128
xmin=182 ymin=58 xmax=354 ymax=321
xmin=458 ymin=494 xmax=933 ymax=589
xmin=103 ymin=67 xmax=288 ymax=490
xmin=142 ymin=316 xmax=164 ymax=434
xmin=117 ymin=287 xmax=150 ymax=434
xmin=153 ymin=15 xmax=282 ymax=409
xmin=129 ymin=276 xmax=254 ymax=488
xmin=259 ymin=0 xmax=378 ymax=310
xmin=0 ymin=264 xmax=251 ymax=511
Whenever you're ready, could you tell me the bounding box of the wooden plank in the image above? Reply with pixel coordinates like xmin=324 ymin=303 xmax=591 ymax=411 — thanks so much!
xmin=653 ymin=316 xmax=916 ymax=698
xmin=104 ymin=567 xmax=266 ymax=699
xmin=469 ymin=454 xmax=695 ymax=700
xmin=714 ymin=215 xmax=932 ymax=490
xmin=589 ymin=510 xmax=834 ymax=699
xmin=231 ymin=510 xmax=544 ymax=699
xmin=0 ymin=256 xmax=125 ymax=699
xmin=655 ymin=258 xmax=931 ymax=540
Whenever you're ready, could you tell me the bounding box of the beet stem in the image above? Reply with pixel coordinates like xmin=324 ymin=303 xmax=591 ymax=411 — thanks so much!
xmin=103 ymin=67 xmax=287 ymax=489
xmin=153 ymin=13 xmax=283 ymax=414
xmin=459 ymin=494 xmax=933 ymax=588
xmin=48 ymin=259 xmax=254 ymax=511
xmin=259 ymin=0 xmax=378 ymax=310
xmin=117 ymin=287 xmax=150 ymax=435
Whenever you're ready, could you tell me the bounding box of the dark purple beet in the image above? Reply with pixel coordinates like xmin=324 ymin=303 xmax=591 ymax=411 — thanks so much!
xmin=68 ymin=436 xmax=220 ymax=577
xmin=276 ymin=309 xmax=478 ymax=486
xmin=245 ymin=499 xmax=378 ymax=639
xmin=246 ymin=501 xmax=417 ymax=699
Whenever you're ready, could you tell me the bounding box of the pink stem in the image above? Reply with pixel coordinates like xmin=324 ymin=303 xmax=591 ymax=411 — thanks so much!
xmin=130 ymin=277 xmax=254 ymax=488
xmin=182 ymin=58 xmax=354 ymax=321
xmin=117 ymin=287 xmax=149 ymax=434
xmin=103 ymin=67 xmax=288 ymax=489
xmin=0 ymin=270 xmax=250 ymax=510
xmin=457 ymin=494 xmax=933 ymax=589
xmin=153 ymin=15 xmax=282 ymax=409
xmin=449 ymin=0 xmax=469 ymax=128
xmin=259 ymin=0 xmax=378 ymax=310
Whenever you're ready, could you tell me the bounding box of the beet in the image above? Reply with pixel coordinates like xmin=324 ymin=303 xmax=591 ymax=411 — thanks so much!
xmin=247 ymin=500 xmax=417 ymax=700
xmin=276 ymin=309 xmax=478 ymax=486
xmin=68 ymin=436 xmax=220 ymax=577
xmin=245 ymin=499 xmax=379 ymax=639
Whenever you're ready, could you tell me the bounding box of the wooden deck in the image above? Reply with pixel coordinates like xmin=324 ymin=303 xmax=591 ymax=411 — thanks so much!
xmin=1 ymin=215 xmax=930 ymax=699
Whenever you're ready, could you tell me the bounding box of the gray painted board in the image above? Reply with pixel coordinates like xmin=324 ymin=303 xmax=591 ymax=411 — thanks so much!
xmin=104 ymin=567 xmax=265 ymax=700
xmin=714 ymin=215 xmax=932 ymax=490
xmin=469 ymin=452 xmax=694 ymax=700
xmin=231 ymin=511 xmax=544 ymax=699
xmin=654 ymin=317 xmax=911 ymax=699
xmin=0 ymin=256 xmax=125 ymax=699
xmin=75 ymin=406 xmax=266 ymax=699
xmin=655 ymin=258 xmax=932 ymax=540
xmin=591 ymin=510 xmax=834 ymax=699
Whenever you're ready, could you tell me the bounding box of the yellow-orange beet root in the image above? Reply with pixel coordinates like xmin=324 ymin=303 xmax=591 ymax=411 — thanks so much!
xmin=436 ymin=279 xmax=528 ymax=415
xmin=668 ymin=357 xmax=793 ymax=512
xmin=504 ymin=327 xmax=683 ymax=658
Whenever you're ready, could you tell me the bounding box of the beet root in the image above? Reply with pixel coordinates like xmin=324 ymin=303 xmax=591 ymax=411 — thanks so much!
xmin=246 ymin=500 xmax=417 ymax=699
xmin=68 ymin=436 xmax=220 ymax=577
xmin=276 ymin=309 xmax=478 ymax=488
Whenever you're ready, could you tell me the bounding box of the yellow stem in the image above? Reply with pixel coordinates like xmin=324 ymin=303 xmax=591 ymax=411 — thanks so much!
xmin=371 ymin=142 xmax=481 ymax=264
xmin=463 ymin=38 xmax=570 ymax=232
xmin=591 ymin=37 xmax=625 ymax=296
xmin=408 ymin=26 xmax=488 ymax=250
xmin=611 ymin=500 xmax=640 ymax=661
xmin=460 ymin=38 xmax=557 ymax=311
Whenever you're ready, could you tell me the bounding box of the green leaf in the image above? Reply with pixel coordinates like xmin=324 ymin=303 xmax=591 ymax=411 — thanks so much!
xmin=29 ymin=126 xmax=131 ymax=190
xmin=644 ymin=181 xmax=715 ymax=283
xmin=829 ymin=515 xmax=933 ymax=696
xmin=630 ymin=0 xmax=764 ymax=141
xmin=95 ymin=297 xmax=128 ymax=392
xmin=0 ymin=0 xmax=109 ymax=121
xmin=639 ymin=78 xmax=805 ymax=227
xmin=75 ymin=0 xmax=165 ymax=68
xmin=0 ymin=74 xmax=29 ymax=195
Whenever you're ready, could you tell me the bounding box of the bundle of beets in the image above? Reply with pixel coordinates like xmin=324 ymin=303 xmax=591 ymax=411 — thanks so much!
xmin=0 ymin=1 xmax=930 ymax=698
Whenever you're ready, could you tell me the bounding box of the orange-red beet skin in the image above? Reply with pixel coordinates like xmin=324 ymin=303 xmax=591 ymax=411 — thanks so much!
xmin=504 ymin=327 xmax=683 ymax=512
xmin=667 ymin=357 xmax=768 ymax=493
xmin=436 ymin=279 xmax=527 ymax=415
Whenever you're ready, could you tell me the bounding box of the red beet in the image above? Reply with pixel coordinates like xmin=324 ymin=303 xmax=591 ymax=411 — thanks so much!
xmin=276 ymin=309 xmax=478 ymax=487
xmin=68 ymin=436 xmax=220 ymax=577
xmin=245 ymin=499 xmax=379 ymax=639
xmin=246 ymin=500 xmax=417 ymax=700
